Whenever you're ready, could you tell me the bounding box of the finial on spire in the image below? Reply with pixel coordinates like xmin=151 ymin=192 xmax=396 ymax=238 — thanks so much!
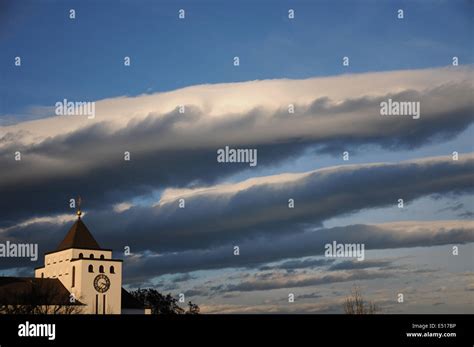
xmin=76 ymin=196 xmax=82 ymax=219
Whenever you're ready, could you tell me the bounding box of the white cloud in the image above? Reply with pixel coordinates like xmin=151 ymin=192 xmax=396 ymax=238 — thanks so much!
xmin=1 ymin=65 xmax=471 ymax=147
xmin=1 ymin=67 xmax=472 ymax=223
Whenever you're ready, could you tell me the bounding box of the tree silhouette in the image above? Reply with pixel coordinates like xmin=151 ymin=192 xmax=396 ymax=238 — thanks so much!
xmin=186 ymin=301 xmax=200 ymax=315
xmin=130 ymin=288 xmax=199 ymax=314
xmin=343 ymin=285 xmax=380 ymax=314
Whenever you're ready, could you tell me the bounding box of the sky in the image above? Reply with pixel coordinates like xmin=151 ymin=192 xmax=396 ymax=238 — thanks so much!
xmin=0 ymin=0 xmax=473 ymax=313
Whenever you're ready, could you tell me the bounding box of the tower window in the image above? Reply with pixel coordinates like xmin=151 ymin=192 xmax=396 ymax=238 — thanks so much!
xmin=41 ymin=273 xmax=44 ymax=278
xmin=99 ymin=265 xmax=104 ymax=273
xmin=72 ymin=266 xmax=75 ymax=287
xmin=110 ymin=266 xmax=115 ymax=274
xmin=89 ymin=254 xmax=94 ymax=259
xmin=100 ymin=255 xmax=105 ymax=259
xmin=88 ymin=264 xmax=94 ymax=273
xmin=79 ymin=253 xmax=83 ymax=259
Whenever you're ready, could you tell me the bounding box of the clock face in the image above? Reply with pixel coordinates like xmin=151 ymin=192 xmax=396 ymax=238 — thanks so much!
xmin=93 ymin=274 xmax=110 ymax=293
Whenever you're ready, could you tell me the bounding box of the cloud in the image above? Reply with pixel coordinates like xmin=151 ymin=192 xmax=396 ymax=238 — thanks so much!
xmin=465 ymin=284 xmax=474 ymax=291
xmin=199 ymin=302 xmax=344 ymax=314
xmin=120 ymin=219 xmax=473 ymax=282
xmin=81 ymin=154 xmax=474 ymax=254
xmin=171 ymin=273 xmax=196 ymax=283
xmin=1 ymin=66 xmax=472 ymax=224
xmin=91 ymin=154 xmax=474 ymax=254
xmin=218 ymin=270 xmax=392 ymax=293
xmin=298 ymin=292 xmax=323 ymax=299
xmin=259 ymin=258 xmax=334 ymax=271
xmin=1 ymin=153 xmax=473 ymax=278
xmin=328 ymin=259 xmax=394 ymax=271
xmin=183 ymin=288 xmax=209 ymax=297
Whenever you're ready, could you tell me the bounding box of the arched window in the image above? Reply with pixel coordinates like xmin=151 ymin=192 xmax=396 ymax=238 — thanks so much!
xmin=110 ymin=266 xmax=115 ymax=274
xmin=41 ymin=273 xmax=44 ymax=278
xmin=79 ymin=253 xmax=83 ymax=259
xmin=100 ymin=255 xmax=105 ymax=259
xmin=88 ymin=265 xmax=94 ymax=273
xmin=72 ymin=266 xmax=75 ymax=287
xmin=89 ymin=254 xmax=94 ymax=259
xmin=99 ymin=265 xmax=104 ymax=273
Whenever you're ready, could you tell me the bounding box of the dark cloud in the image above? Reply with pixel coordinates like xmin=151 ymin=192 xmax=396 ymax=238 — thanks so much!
xmin=297 ymin=292 xmax=323 ymax=299
xmin=259 ymin=258 xmax=334 ymax=271
xmin=0 ymin=80 xmax=472 ymax=225
xmin=437 ymin=202 xmax=465 ymax=213
xmin=183 ymin=288 xmax=209 ymax=297
xmin=1 ymin=155 xmax=473 ymax=279
xmin=220 ymin=270 xmax=392 ymax=293
xmin=458 ymin=211 xmax=474 ymax=219
xmin=121 ymin=221 xmax=472 ymax=283
xmin=171 ymin=273 xmax=196 ymax=283
xmin=328 ymin=259 xmax=393 ymax=271
xmin=72 ymin=155 xmax=474 ymax=253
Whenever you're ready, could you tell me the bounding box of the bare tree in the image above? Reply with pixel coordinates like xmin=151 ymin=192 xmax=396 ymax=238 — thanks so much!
xmin=343 ymin=285 xmax=380 ymax=314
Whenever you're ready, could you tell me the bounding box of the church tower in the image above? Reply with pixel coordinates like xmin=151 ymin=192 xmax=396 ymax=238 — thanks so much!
xmin=34 ymin=206 xmax=122 ymax=314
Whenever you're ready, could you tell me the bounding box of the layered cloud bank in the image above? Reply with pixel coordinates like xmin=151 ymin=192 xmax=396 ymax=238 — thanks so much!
xmin=122 ymin=220 xmax=473 ymax=282
xmin=1 ymin=153 xmax=473 ymax=278
xmin=1 ymin=66 xmax=473 ymax=225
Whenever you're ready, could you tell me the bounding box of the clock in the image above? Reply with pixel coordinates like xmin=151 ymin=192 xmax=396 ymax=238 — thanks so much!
xmin=93 ymin=274 xmax=110 ymax=293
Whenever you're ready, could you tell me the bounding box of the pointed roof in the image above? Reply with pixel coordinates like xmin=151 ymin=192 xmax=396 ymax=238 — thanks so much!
xmin=56 ymin=218 xmax=102 ymax=251
xmin=0 ymin=277 xmax=84 ymax=306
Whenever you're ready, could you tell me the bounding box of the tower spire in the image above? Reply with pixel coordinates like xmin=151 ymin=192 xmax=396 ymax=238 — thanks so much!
xmin=76 ymin=196 xmax=82 ymax=219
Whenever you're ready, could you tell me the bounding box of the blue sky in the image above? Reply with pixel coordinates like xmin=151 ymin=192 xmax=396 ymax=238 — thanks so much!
xmin=0 ymin=0 xmax=473 ymax=314
xmin=1 ymin=0 xmax=473 ymax=118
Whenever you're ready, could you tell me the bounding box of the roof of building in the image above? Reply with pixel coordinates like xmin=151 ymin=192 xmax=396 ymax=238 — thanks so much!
xmin=56 ymin=218 xmax=102 ymax=251
xmin=0 ymin=277 xmax=147 ymax=311
xmin=0 ymin=277 xmax=83 ymax=305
